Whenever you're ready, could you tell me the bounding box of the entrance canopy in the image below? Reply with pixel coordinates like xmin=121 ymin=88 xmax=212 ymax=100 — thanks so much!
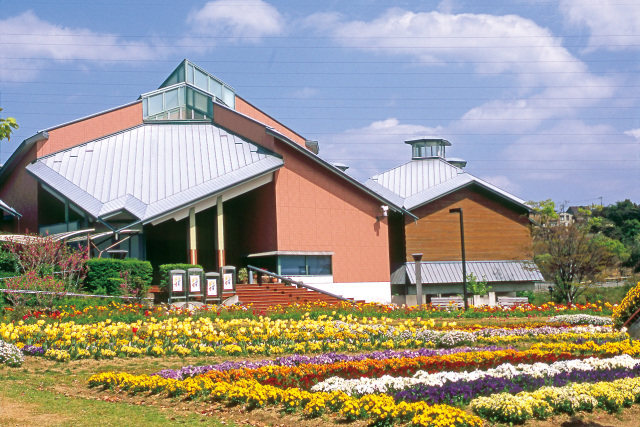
xmin=26 ymin=123 xmax=283 ymax=226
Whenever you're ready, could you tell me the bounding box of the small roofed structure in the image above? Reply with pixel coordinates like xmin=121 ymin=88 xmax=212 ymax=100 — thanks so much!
xmin=366 ymin=137 xmax=541 ymax=306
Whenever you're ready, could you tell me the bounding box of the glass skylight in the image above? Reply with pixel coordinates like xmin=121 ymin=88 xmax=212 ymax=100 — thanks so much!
xmin=142 ymin=60 xmax=236 ymax=121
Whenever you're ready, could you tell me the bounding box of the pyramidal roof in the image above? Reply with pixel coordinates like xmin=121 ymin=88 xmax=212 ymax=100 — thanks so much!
xmin=26 ymin=123 xmax=283 ymax=224
xmin=364 ymin=157 xmax=529 ymax=211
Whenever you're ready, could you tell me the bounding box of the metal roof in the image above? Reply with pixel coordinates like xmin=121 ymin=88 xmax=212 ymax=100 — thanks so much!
xmin=26 ymin=123 xmax=284 ymax=224
xmin=248 ymin=250 xmax=334 ymax=257
xmin=365 ymin=158 xmax=529 ymax=211
xmin=394 ymin=260 xmax=544 ymax=285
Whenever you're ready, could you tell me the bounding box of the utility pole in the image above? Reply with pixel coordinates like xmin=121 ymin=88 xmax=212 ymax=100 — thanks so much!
xmin=449 ymin=207 xmax=469 ymax=310
xmin=412 ymin=253 xmax=423 ymax=307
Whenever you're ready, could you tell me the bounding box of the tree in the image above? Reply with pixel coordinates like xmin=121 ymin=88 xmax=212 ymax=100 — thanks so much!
xmin=527 ymin=199 xmax=558 ymax=226
xmin=0 ymin=108 xmax=18 ymax=141
xmin=532 ymin=221 xmax=616 ymax=304
xmin=466 ymin=273 xmax=491 ymax=296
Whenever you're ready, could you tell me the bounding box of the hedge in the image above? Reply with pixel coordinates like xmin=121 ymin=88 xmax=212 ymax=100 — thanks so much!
xmin=84 ymin=258 xmax=153 ymax=296
xmin=157 ymin=263 xmax=202 ymax=292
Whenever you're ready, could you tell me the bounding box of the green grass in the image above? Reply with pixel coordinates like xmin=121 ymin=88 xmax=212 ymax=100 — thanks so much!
xmin=0 ymin=359 xmax=234 ymax=427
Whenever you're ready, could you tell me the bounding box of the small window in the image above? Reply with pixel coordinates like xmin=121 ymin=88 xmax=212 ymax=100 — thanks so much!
xmin=279 ymin=255 xmax=332 ymax=276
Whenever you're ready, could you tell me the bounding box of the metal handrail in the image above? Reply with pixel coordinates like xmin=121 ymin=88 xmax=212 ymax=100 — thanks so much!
xmin=246 ymin=265 xmax=354 ymax=304
xmin=0 ymin=274 xmax=152 ymax=302
xmin=0 ymin=288 xmax=153 ymax=302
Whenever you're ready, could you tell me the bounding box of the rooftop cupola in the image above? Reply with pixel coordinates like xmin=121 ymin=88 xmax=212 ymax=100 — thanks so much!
xmin=446 ymin=157 xmax=467 ymax=169
xmin=405 ymin=138 xmax=451 ymax=160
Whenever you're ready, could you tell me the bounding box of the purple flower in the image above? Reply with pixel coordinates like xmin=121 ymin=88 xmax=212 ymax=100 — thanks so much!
xmin=152 ymin=345 xmax=511 ymax=380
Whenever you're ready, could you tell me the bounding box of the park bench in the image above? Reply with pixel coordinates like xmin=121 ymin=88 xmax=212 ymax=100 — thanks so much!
xmin=430 ymin=297 xmax=465 ymax=308
xmin=497 ymin=297 xmax=529 ymax=307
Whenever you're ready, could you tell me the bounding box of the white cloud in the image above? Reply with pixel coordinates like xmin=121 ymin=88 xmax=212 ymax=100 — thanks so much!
xmin=304 ymin=8 xmax=617 ymax=133
xmin=436 ymin=0 xmax=461 ymax=14
xmin=292 ymin=87 xmax=319 ymax=99
xmin=308 ymin=9 xmax=585 ymax=85
xmin=478 ymin=175 xmax=521 ymax=195
xmin=625 ymin=128 xmax=640 ymax=140
xmin=501 ymin=120 xmax=640 ymax=183
xmin=0 ymin=11 xmax=163 ymax=82
xmin=187 ymin=0 xmax=284 ymax=39
xmin=320 ymin=118 xmax=444 ymax=181
xmin=559 ymin=0 xmax=640 ymax=51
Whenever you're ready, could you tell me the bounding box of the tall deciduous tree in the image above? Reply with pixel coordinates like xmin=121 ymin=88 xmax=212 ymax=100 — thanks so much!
xmin=532 ymin=221 xmax=616 ymax=304
xmin=0 ymin=108 xmax=18 ymax=141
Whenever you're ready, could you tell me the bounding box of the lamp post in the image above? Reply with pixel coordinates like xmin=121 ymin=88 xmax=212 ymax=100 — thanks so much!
xmin=449 ymin=207 xmax=469 ymax=310
xmin=412 ymin=253 xmax=423 ymax=307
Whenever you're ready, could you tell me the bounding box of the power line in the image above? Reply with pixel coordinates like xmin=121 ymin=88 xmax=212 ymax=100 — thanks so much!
xmin=2 ymin=57 xmax=638 ymax=64
xmin=2 ymin=67 xmax=638 ymax=76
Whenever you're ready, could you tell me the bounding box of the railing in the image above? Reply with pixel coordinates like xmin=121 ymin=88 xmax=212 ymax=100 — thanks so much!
xmin=0 ymin=288 xmax=153 ymax=302
xmin=246 ymin=265 xmax=353 ymax=304
xmin=0 ymin=274 xmax=153 ymax=303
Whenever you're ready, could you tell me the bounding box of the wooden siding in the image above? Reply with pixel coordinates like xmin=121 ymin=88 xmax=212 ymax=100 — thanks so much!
xmin=404 ymin=186 xmax=532 ymax=262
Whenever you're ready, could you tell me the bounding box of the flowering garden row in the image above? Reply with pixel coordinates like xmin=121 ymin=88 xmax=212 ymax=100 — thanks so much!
xmin=88 ymin=340 xmax=640 ymax=426
xmin=4 ymin=300 xmax=613 ymax=325
xmin=0 ymin=313 xmax=621 ymax=361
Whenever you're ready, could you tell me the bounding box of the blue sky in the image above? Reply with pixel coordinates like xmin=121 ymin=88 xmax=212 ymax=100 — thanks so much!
xmin=1 ymin=0 xmax=638 ymax=208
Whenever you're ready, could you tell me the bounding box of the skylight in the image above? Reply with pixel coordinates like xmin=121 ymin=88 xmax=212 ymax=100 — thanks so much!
xmin=141 ymin=60 xmax=236 ymax=121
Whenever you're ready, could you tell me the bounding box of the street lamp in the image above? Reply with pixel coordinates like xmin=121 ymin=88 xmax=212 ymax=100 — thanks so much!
xmin=449 ymin=207 xmax=469 ymax=310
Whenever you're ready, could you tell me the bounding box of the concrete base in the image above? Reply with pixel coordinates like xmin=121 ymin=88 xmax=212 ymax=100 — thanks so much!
xmin=222 ymin=294 xmax=239 ymax=306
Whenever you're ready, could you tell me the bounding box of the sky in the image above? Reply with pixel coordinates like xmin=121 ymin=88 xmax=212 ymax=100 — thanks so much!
xmin=1 ymin=0 xmax=639 ymax=209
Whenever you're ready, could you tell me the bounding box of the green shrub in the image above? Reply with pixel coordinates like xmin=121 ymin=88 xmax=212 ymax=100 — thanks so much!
xmin=84 ymin=258 xmax=152 ymax=296
xmin=157 ymin=263 xmax=202 ymax=291
xmin=516 ymin=290 xmax=536 ymax=303
xmin=0 ymin=246 xmax=18 ymax=273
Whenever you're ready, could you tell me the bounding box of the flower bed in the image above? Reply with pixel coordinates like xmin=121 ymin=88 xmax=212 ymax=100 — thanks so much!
xmin=88 ymin=341 xmax=640 ymax=425
xmin=0 ymin=339 xmax=23 ymax=367
xmin=3 ymin=298 xmax=613 ymax=326
xmin=0 ymin=313 xmax=623 ymax=361
xmin=471 ymin=376 xmax=640 ymax=423
xmin=546 ymin=314 xmax=613 ymax=326
xmin=311 ymin=354 xmax=640 ymax=397
xmin=77 ymin=301 xmax=640 ymax=427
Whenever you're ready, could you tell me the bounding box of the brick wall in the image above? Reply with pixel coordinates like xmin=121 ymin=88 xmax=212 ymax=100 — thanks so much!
xmin=234 ymin=97 xmax=306 ymax=147
xmin=0 ymin=145 xmax=39 ymax=232
xmin=273 ymin=140 xmax=390 ymax=283
xmin=37 ymin=102 xmax=143 ymax=157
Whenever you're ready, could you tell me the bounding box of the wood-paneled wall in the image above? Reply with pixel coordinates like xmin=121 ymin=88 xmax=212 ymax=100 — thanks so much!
xmin=404 ymin=186 xmax=532 ymax=261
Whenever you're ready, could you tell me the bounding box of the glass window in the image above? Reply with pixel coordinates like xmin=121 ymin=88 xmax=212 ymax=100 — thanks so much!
xmin=186 ymin=63 xmax=194 ymax=84
xmin=279 ymin=255 xmax=332 ymax=276
xmin=194 ymin=68 xmax=208 ymax=91
xmin=147 ymin=94 xmax=164 ymax=116
xmin=164 ymin=88 xmax=179 ymax=110
xmin=280 ymin=256 xmax=307 ymax=275
xmin=221 ymin=86 xmax=235 ymax=108
xmin=209 ymin=77 xmax=222 ymax=98
xmin=308 ymin=256 xmax=332 ymax=275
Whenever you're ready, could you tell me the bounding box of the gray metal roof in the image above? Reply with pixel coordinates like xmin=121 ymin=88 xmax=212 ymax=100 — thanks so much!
xmin=365 ymin=158 xmax=529 ymax=211
xmin=26 ymin=123 xmax=284 ymax=224
xmin=393 ymin=260 xmax=544 ymax=285
xmin=248 ymin=250 xmax=334 ymax=257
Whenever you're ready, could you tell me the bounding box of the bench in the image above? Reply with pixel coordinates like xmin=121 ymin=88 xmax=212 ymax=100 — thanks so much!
xmin=497 ymin=297 xmax=529 ymax=307
xmin=430 ymin=297 xmax=465 ymax=308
